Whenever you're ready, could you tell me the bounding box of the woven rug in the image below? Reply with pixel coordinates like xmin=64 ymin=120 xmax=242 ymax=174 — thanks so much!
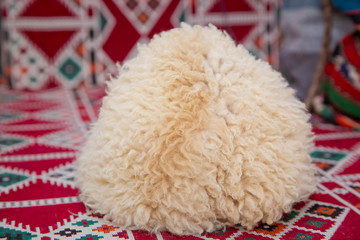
xmin=1 ymin=0 xmax=280 ymax=90
xmin=1 ymin=87 xmax=360 ymax=240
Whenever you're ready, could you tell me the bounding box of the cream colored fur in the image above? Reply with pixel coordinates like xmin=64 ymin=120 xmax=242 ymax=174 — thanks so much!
xmin=77 ymin=23 xmax=317 ymax=236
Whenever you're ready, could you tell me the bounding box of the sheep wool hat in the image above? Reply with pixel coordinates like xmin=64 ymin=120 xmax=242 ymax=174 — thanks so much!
xmin=77 ymin=23 xmax=317 ymax=236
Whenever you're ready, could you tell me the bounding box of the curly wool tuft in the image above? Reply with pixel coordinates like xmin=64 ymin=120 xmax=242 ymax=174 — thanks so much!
xmin=77 ymin=23 xmax=317 ymax=236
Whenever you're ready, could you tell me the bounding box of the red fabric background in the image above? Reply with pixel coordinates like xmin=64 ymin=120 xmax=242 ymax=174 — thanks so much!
xmin=0 ymin=0 xmax=280 ymax=90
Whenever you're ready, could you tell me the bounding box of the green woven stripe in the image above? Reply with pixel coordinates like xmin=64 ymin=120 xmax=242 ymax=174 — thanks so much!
xmin=324 ymin=81 xmax=360 ymax=119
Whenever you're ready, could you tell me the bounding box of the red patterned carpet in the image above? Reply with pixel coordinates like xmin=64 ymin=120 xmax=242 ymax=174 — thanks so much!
xmin=1 ymin=87 xmax=360 ymax=240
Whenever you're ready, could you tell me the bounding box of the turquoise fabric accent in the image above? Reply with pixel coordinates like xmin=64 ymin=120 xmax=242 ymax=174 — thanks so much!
xmin=332 ymin=0 xmax=360 ymax=12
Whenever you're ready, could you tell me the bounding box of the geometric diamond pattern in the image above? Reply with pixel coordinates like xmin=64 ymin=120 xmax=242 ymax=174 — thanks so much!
xmin=112 ymin=230 xmax=130 ymax=239
xmin=38 ymin=129 xmax=85 ymax=150
xmin=0 ymin=172 xmax=28 ymax=187
xmin=280 ymin=229 xmax=324 ymax=240
xmin=0 ymin=113 xmax=19 ymax=123
xmin=253 ymin=223 xmax=288 ymax=236
xmin=44 ymin=162 xmax=77 ymax=187
xmin=280 ymin=210 xmax=299 ymax=222
xmin=59 ymin=58 xmax=81 ymax=81
xmin=2 ymin=0 xmax=281 ymax=90
xmin=76 ymin=234 xmax=104 ymax=240
xmin=294 ymin=215 xmax=335 ymax=231
xmin=311 ymin=150 xmax=347 ymax=161
xmin=307 ymin=204 xmax=345 ymax=219
xmin=0 ymin=138 xmax=25 ymax=147
xmin=92 ymin=224 xmax=119 ymax=234
xmin=0 ymin=87 xmax=89 ymax=238
xmin=72 ymin=219 xmax=99 ymax=227
xmin=0 ymin=226 xmax=37 ymax=240
xmin=0 ymin=134 xmax=31 ymax=155
xmin=54 ymin=228 xmax=82 ymax=237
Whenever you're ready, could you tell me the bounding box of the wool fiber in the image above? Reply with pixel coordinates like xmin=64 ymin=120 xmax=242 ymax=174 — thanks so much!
xmin=77 ymin=23 xmax=317 ymax=236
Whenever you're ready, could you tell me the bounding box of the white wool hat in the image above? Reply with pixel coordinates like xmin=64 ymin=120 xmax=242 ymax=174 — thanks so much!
xmin=77 ymin=23 xmax=316 ymax=236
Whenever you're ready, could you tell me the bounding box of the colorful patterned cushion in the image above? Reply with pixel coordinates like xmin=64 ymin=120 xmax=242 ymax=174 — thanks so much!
xmin=324 ymin=31 xmax=360 ymax=120
xmin=332 ymin=0 xmax=360 ymax=23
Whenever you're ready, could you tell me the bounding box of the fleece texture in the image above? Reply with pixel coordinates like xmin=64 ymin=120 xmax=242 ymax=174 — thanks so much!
xmin=77 ymin=23 xmax=317 ymax=236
